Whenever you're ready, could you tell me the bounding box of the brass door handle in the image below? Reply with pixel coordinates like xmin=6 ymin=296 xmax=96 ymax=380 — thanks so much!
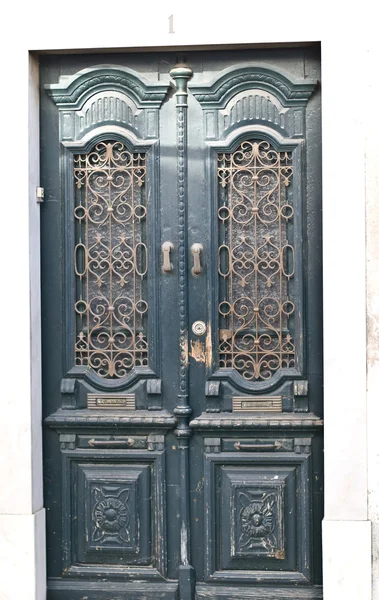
xmin=88 ymin=438 xmax=135 ymax=448
xmin=162 ymin=241 xmax=174 ymax=273
xmin=191 ymin=243 xmax=203 ymax=276
xmin=234 ymin=441 xmax=282 ymax=451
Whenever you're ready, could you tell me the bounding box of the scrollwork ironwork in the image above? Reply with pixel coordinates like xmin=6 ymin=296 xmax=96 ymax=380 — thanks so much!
xmin=74 ymin=141 xmax=148 ymax=378
xmin=218 ymin=140 xmax=295 ymax=381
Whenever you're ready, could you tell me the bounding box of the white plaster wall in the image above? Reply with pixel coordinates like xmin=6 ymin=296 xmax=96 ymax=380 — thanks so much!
xmin=366 ymin=34 xmax=379 ymax=600
xmin=321 ymin=35 xmax=367 ymax=522
xmin=0 ymin=1 xmax=376 ymax=599
xmin=0 ymin=511 xmax=46 ymax=600
xmin=323 ymin=521 xmax=371 ymax=600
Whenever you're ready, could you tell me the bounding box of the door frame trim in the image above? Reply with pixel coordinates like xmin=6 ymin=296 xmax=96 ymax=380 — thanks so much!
xmin=0 ymin=18 xmax=373 ymax=600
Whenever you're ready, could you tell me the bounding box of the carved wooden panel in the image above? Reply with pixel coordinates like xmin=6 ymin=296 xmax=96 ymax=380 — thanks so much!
xmin=204 ymin=452 xmax=311 ymax=584
xmin=221 ymin=467 xmax=285 ymax=564
xmin=77 ymin=463 xmax=149 ymax=562
xmin=61 ymin=447 xmax=166 ymax=579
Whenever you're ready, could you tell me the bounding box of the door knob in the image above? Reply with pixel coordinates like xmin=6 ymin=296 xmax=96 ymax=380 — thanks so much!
xmin=191 ymin=243 xmax=203 ymax=276
xmin=161 ymin=241 xmax=174 ymax=273
xmin=192 ymin=321 xmax=207 ymax=336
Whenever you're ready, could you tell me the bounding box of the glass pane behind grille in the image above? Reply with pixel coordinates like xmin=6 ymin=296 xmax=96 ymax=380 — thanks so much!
xmin=217 ymin=140 xmax=295 ymax=381
xmin=73 ymin=141 xmax=148 ymax=378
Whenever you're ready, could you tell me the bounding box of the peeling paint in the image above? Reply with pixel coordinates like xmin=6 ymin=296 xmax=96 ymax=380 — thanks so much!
xmin=205 ymin=322 xmax=212 ymax=369
xmin=190 ymin=339 xmax=206 ymax=363
xmin=196 ymin=477 xmax=204 ymax=492
xmin=180 ymin=333 xmax=189 ymax=366
xmin=181 ymin=523 xmax=189 ymax=565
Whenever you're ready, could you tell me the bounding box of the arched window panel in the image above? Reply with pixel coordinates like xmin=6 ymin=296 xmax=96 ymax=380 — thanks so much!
xmin=46 ymin=65 xmax=170 ymax=391
xmin=191 ymin=63 xmax=315 ymax=396
xmin=73 ymin=140 xmax=149 ymax=379
xmin=217 ymin=139 xmax=295 ymax=382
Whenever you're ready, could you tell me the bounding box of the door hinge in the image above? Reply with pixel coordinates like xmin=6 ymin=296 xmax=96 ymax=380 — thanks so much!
xmin=36 ymin=187 xmax=44 ymax=203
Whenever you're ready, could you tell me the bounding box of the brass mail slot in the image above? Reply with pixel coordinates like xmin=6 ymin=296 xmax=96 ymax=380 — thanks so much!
xmin=87 ymin=394 xmax=136 ymax=410
xmin=232 ymin=396 xmax=282 ymax=413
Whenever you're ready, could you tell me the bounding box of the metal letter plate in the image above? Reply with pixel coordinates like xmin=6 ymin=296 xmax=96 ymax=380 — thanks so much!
xmin=232 ymin=396 xmax=282 ymax=413
xmin=87 ymin=394 xmax=136 ymax=410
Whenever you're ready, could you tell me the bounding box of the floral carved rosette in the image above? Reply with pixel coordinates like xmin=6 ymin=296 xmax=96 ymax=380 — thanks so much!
xmin=92 ymin=487 xmax=130 ymax=544
xmin=238 ymin=491 xmax=277 ymax=552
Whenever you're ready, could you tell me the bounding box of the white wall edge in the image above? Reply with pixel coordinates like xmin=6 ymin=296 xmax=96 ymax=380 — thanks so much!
xmin=0 ymin=509 xmax=46 ymax=600
xmin=0 ymin=4 xmax=375 ymax=598
xmin=322 ymin=520 xmax=371 ymax=600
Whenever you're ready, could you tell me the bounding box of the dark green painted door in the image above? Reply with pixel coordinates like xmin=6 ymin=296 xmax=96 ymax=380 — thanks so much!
xmin=40 ymin=47 xmax=323 ymax=600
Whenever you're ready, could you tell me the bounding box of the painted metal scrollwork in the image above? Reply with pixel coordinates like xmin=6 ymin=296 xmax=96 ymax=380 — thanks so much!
xmin=218 ymin=140 xmax=295 ymax=381
xmin=74 ymin=140 xmax=148 ymax=378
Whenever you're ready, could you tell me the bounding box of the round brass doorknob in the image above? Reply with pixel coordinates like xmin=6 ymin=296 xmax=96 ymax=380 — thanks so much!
xmin=192 ymin=321 xmax=207 ymax=336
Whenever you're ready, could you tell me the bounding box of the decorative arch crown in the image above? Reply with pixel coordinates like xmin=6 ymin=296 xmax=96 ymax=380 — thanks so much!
xmin=45 ymin=65 xmax=171 ymax=110
xmin=190 ymin=63 xmax=317 ymax=109
xmin=45 ymin=65 xmax=171 ymax=143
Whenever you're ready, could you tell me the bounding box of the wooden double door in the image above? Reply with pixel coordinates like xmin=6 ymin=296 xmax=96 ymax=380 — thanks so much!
xmin=40 ymin=46 xmax=323 ymax=600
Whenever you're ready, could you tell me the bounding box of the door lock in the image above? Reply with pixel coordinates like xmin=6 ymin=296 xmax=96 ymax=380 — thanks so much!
xmin=192 ymin=320 xmax=207 ymax=336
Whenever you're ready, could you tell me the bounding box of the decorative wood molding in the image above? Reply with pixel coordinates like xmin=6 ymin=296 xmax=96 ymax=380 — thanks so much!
xmin=204 ymin=453 xmax=312 ymax=584
xmin=147 ymin=434 xmax=165 ymax=451
xmin=46 ymin=67 xmax=170 ymax=144
xmin=45 ymin=65 xmax=171 ymax=110
xmin=294 ymin=380 xmax=309 ymax=412
xmin=195 ymin=584 xmax=323 ymax=599
xmin=147 ymin=379 xmax=162 ymax=410
xmin=190 ymin=412 xmax=323 ymax=430
xmin=204 ymin=438 xmax=221 ymax=453
xmin=169 ymin=64 xmax=196 ymax=600
xmin=60 ymin=377 xmax=78 ymax=409
xmin=190 ymin=64 xmax=317 ymax=109
xmin=47 ymin=580 xmax=179 ymax=598
xmin=294 ymin=438 xmax=312 ymax=454
xmin=59 ymin=433 xmax=76 ymax=450
xmin=60 ymin=447 xmax=167 ymax=579
xmin=45 ymin=409 xmax=176 ymax=430
xmin=191 ymin=65 xmax=316 ymax=141
xmin=205 ymin=381 xmax=221 ymax=396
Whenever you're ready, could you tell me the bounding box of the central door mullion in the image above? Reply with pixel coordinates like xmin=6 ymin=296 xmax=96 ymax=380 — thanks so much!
xmin=170 ymin=64 xmax=196 ymax=600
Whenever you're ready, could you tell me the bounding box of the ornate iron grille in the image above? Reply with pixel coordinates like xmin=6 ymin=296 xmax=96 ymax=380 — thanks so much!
xmin=73 ymin=141 xmax=148 ymax=378
xmin=217 ymin=140 xmax=295 ymax=381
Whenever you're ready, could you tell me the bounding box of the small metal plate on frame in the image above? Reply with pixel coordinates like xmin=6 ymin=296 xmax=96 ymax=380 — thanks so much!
xmin=87 ymin=394 xmax=136 ymax=410
xmin=232 ymin=396 xmax=282 ymax=413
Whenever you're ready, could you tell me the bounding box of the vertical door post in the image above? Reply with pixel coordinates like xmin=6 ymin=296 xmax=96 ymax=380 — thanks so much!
xmin=170 ymin=64 xmax=196 ymax=600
